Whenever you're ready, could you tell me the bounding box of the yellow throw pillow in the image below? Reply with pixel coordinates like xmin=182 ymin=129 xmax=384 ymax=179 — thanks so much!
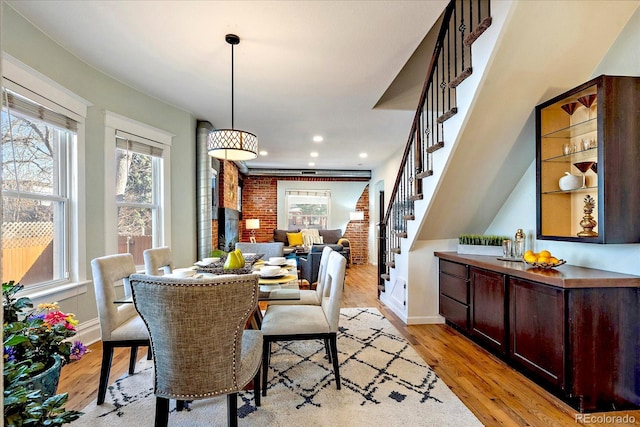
xmin=287 ymin=232 xmax=304 ymax=246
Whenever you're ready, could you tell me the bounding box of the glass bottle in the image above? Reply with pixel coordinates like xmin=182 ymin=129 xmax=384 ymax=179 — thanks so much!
xmin=514 ymin=229 xmax=526 ymax=259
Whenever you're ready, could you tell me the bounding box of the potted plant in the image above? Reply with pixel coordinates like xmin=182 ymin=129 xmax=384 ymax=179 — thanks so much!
xmin=457 ymin=234 xmax=509 ymax=256
xmin=3 ymin=281 xmax=88 ymax=426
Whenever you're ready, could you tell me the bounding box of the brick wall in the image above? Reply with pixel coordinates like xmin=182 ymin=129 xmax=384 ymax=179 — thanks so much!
xmin=240 ymin=176 xmax=370 ymax=264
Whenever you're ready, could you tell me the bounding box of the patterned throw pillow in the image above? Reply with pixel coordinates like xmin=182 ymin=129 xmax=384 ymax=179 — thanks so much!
xmin=286 ymin=232 xmax=304 ymax=246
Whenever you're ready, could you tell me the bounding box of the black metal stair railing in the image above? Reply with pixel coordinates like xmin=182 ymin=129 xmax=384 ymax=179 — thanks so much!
xmin=378 ymin=0 xmax=492 ymax=293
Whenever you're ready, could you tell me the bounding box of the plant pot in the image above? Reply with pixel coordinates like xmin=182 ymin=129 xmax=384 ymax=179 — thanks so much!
xmin=457 ymin=244 xmax=503 ymax=257
xmin=19 ymin=355 xmax=63 ymax=399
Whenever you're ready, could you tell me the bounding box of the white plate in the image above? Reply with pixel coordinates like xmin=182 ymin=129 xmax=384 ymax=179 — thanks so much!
xmin=265 ymin=261 xmax=289 ymax=267
xmin=258 ymin=268 xmax=288 ymax=278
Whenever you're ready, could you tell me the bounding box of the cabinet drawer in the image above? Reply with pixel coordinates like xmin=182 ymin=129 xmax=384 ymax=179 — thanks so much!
xmin=439 ymin=294 xmax=469 ymax=331
xmin=439 ymin=272 xmax=469 ymax=304
xmin=439 ymin=259 xmax=468 ymax=279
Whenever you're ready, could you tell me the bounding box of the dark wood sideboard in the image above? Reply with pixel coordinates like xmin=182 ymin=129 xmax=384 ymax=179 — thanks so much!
xmin=434 ymin=251 xmax=640 ymax=413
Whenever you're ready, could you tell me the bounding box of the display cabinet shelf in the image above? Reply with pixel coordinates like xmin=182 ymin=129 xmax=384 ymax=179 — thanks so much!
xmin=535 ymin=75 xmax=640 ymax=243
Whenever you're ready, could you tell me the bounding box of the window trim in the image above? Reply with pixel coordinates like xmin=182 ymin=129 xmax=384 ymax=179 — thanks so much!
xmin=2 ymin=53 xmax=90 ymax=299
xmin=103 ymin=111 xmax=173 ymax=261
xmin=285 ymin=189 xmax=331 ymax=230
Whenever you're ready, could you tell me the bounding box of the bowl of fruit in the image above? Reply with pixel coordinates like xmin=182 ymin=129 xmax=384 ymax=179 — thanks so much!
xmin=523 ymin=249 xmax=566 ymax=270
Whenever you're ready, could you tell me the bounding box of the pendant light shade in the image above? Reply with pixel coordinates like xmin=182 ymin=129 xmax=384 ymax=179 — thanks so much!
xmin=209 ymin=34 xmax=258 ymax=161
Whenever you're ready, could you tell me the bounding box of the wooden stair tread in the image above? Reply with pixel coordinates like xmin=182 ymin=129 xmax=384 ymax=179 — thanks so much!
xmin=425 ymin=141 xmax=445 ymax=154
xmin=437 ymin=107 xmax=458 ymax=123
xmin=395 ymin=232 xmax=407 ymax=238
xmin=449 ymin=67 xmax=473 ymax=89
xmin=391 ymin=247 xmax=401 ymax=254
xmin=409 ymin=193 xmax=423 ymax=201
xmin=402 ymin=214 xmax=415 ymax=221
xmin=385 ymin=261 xmax=395 ymax=268
xmin=416 ymin=170 xmax=433 ymax=179
xmin=465 ymin=16 xmax=492 ymax=46
xmin=380 ymin=274 xmax=390 ymax=281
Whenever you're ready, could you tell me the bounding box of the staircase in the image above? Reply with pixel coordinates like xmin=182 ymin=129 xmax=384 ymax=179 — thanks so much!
xmin=378 ymin=0 xmax=492 ymax=294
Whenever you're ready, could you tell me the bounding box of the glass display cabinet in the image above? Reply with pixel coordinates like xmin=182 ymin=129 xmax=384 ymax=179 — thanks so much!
xmin=535 ymin=75 xmax=640 ymax=243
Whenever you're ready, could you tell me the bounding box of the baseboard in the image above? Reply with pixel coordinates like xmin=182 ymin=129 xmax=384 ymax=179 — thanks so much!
xmin=76 ymin=317 xmax=101 ymax=346
xmin=406 ymin=315 xmax=446 ymax=325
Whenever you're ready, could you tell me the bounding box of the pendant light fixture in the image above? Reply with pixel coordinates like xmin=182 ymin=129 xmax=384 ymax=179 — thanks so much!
xmin=208 ymin=34 xmax=258 ymax=161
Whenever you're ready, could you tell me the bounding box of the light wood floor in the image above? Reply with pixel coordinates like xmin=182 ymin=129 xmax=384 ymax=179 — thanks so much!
xmin=59 ymin=263 xmax=640 ymax=426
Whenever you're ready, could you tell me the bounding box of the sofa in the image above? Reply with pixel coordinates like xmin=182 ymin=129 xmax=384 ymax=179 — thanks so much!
xmin=272 ymin=228 xmax=350 ymax=260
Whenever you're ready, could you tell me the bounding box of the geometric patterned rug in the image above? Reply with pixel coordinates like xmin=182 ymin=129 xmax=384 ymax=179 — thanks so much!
xmin=72 ymin=308 xmax=482 ymax=426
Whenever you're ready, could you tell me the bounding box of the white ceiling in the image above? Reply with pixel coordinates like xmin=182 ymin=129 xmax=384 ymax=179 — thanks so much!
xmin=7 ymin=0 xmax=448 ymax=171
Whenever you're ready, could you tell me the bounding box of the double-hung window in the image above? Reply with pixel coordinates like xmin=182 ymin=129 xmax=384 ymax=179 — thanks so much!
xmin=115 ymin=132 xmax=163 ymax=264
xmin=104 ymin=112 xmax=172 ymax=267
xmin=1 ymin=56 xmax=88 ymax=295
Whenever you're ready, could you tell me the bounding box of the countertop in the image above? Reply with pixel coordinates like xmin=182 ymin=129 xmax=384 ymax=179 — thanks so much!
xmin=434 ymin=251 xmax=640 ymax=289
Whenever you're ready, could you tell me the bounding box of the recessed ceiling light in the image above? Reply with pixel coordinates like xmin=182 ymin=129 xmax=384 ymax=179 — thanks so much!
xmin=313 ymin=135 xmax=323 ymax=143
xmin=259 ymin=150 xmax=268 ymax=156
xmin=359 ymin=152 xmax=368 ymax=158
xmin=308 ymin=162 xmax=315 ymax=167
xmin=310 ymin=152 xmax=319 ymax=157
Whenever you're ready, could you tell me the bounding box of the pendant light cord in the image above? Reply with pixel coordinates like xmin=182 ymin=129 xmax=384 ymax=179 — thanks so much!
xmin=231 ymin=42 xmax=235 ymax=130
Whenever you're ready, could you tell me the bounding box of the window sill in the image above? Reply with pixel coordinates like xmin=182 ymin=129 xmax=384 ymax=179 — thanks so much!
xmin=20 ymin=281 xmax=89 ymax=306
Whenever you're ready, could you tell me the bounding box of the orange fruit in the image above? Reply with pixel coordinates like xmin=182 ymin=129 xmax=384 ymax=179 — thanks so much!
xmin=539 ymin=250 xmax=551 ymax=258
xmin=549 ymin=257 xmax=559 ymax=265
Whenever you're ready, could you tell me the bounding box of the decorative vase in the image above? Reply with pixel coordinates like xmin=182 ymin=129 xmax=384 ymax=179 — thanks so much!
xmin=19 ymin=355 xmax=63 ymax=399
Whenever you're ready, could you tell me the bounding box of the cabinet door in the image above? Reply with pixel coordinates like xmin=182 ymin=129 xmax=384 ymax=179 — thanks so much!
xmin=509 ymin=278 xmax=565 ymax=389
xmin=470 ymin=267 xmax=506 ymax=354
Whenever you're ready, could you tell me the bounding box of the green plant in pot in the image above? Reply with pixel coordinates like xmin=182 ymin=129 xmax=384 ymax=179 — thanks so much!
xmin=3 ymin=281 xmax=88 ymax=426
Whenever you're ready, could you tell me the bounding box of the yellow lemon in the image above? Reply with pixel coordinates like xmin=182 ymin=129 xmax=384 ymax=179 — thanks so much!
xmin=536 ymin=256 xmax=550 ymax=264
xmin=524 ymin=250 xmax=534 ymax=258
xmin=549 ymin=257 xmax=560 ymax=265
xmin=524 ymin=253 xmax=537 ymax=263
xmin=539 ymin=250 xmax=551 ymax=258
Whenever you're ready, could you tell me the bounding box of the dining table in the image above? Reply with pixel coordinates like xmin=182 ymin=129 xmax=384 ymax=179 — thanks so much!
xmin=114 ymin=257 xmax=301 ymax=328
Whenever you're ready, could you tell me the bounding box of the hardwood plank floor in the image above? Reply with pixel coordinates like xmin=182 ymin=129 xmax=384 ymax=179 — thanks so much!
xmin=59 ymin=263 xmax=640 ymax=426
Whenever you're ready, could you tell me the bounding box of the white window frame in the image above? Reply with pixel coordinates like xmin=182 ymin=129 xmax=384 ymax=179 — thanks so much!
xmin=285 ymin=189 xmax=331 ymax=230
xmin=103 ymin=111 xmax=172 ymax=266
xmin=2 ymin=54 xmax=90 ymax=303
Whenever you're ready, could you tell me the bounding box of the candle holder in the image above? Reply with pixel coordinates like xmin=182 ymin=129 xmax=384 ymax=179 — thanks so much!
xmin=577 ymin=195 xmax=598 ymax=237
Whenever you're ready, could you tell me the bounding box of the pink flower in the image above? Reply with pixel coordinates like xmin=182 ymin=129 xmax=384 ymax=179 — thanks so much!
xmin=43 ymin=310 xmax=68 ymax=326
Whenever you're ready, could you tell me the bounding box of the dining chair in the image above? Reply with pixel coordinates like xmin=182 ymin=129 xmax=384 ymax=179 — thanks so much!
xmin=143 ymin=246 xmax=174 ymax=275
xmin=260 ymin=251 xmax=346 ymax=396
xmin=268 ymin=246 xmax=333 ymax=306
xmin=90 ymin=253 xmax=151 ymax=405
xmin=129 ymin=273 xmax=263 ymax=427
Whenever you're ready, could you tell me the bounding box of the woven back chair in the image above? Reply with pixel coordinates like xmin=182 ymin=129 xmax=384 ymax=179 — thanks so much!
xmin=91 ymin=253 xmax=150 ymax=405
xmin=130 ymin=273 xmax=263 ymax=427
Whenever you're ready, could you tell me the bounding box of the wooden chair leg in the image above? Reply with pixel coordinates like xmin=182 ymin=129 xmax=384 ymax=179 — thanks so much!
xmin=97 ymin=343 xmax=114 ymax=404
xmin=261 ymin=340 xmax=270 ymax=396
xmin=227 ymin=392 xmax=238 ymax=427
xmin=324 ymin=337 xmax=331 ymax=361
xmin=155 ymin=396 xmax=169 ymax=427
xmin=129 ymin=345 xmax=138 ymax=374
xmin=329 ymin=334 xmax=341 ymax=390
xmin=253 ymin=366 xmax=261 ymax=407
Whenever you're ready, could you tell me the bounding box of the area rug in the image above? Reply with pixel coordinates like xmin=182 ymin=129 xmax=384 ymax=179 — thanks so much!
xmin=73 ymin=308 xmax=482 ymax=426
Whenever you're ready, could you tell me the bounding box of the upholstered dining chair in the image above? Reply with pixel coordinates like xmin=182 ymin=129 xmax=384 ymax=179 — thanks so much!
xmin=129 ymin=273 xmax=263 ymax=427
xmin=90 ymin=253 xmax=151 ymax=405
xmin=260 ymin=251 xmax=347 ymax=396
xmin=143 ymin=246 xmax=174 ymax=275
xmin=268 ymin=246 xmax=333 ymax=306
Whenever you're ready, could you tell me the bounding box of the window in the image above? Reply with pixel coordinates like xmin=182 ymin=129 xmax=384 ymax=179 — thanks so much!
xmin=115 ymin=133 xmax=164 ymax=265
xmin=1 ymin=89 xmax=80 ymax=289
xmin=285 ymin=190 xmax=330 ymax=229
xmin=104 ymin=112 xmax=172 ymax=267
